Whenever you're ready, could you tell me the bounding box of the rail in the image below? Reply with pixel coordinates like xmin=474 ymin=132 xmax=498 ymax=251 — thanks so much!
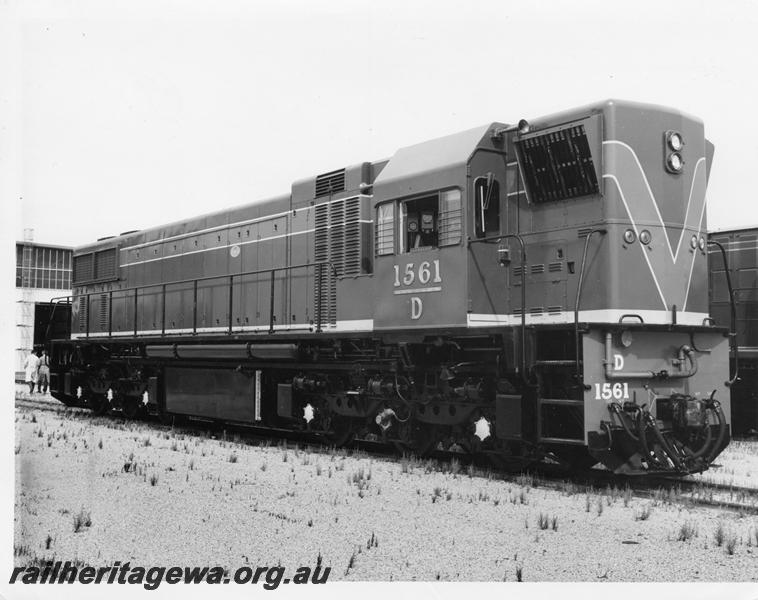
xmin=467 ymin=233 xmax=527 ymax=382
xmin=63 ymin=261 xmax=339 ymax=340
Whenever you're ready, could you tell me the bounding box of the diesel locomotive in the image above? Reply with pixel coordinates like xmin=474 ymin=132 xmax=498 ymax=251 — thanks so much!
xmin=47 ymin=99 xmax=732 ymax=475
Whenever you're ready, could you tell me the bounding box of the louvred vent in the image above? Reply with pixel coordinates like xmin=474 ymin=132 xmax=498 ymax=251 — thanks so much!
xmin=315 ymin=169 xmax=346 ymax=198
xmin=518 ymin=124 xmax=599 ymax=203
xmin=314 ymin=197 xmax=362 ymax=325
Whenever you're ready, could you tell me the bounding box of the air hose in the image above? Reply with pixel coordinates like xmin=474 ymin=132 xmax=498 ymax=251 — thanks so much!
xmin=644 ymin=411 xmax=683 ymax=471
xmin=704 ymin=399 xmax=727 ymax=463
xmin=609 ymin=402 xmax=639 ymax=442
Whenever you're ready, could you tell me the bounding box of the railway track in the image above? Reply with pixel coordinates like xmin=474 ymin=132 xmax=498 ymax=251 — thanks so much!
xmin=15 ymin=393 xmax=758 ymax=513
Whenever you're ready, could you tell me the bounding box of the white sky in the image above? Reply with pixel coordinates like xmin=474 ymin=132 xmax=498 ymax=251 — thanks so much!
xmin=3 ymin=0 xmax=758 ymax=249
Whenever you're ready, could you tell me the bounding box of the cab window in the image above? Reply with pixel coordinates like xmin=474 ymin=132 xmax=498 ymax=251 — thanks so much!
xmin=397 ymin=189 xmax=462 ymax=254
xmin=474 ymin=175 xmax=500 ymax=238
xmin=375 ymin=202 xmax=395 ymax=255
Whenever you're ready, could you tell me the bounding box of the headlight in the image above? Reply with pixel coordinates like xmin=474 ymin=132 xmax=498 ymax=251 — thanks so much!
xmin=620 ymin=330 xmax=634 ymax=348
xmin=623 ymin=229 xmax=637 ymax=244
xmin=667 ymin=131 xmax=683 ymax=151
xmin=690 ymin=235 xmax=698 ymax=249
xmin=666 ymin=152 xmax=684 ymax=173
xmin=640 ymin=229 xmax=652 ymax=245
xmin=699 ymin=237 xmax=706 ymax=251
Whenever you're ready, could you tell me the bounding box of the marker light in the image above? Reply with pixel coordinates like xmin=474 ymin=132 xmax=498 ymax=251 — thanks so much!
xmin=690 ymin=235 xmax=698 ymax=249
xmin=667 ymin=152 xmax=684 ymax=173
xmin=623 ymin=229 xmax=637 ymax=244
xmin=699 ymin=237 xmax=706 ymax=251
xmin=639 ymin=229 xmax=652 ymax=245
xmin=667 ymin=131 xmax=684 ymax=151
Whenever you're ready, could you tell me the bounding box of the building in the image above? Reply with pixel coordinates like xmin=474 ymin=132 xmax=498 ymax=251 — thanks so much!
xmin=15 ymin=230 xmax=73 ymax=381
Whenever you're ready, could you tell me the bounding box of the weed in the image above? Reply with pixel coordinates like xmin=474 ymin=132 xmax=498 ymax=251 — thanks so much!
xmin=537 ymin=513 xmax=549 ymax=530
xmin=73 ymin=508 xmax=92 ymax=533
xmin=228 ymin=453 xmax=238 ymax=463
xmin=551 ymin=516 xmax=558 ymax=531
xmin=634 ymin=504 xmax=652 ymax=521
xmin=98 ymin=438 xmax=103 ymax=450
xmin=260 ymin=461 xmax=267 ymax=472
xmin=596 ymin=498 xmax=604 ymax=516
xmin=142 ymin=437 xmax=151 ymax=447
xmin=623 ymin=485 xmax=632 ymax=507
xmin=677 ymin=521 xmax=697 ymax=542
xmin=517 ymin=472 xmax=534 ymax=488
xmin=585 ymin=494 xmax=591 ymax=512
xmin=149 ymin=474 xmax=159 ymax=486
xmin=45 ymin=534 xmax=53 ymax=550
xmin=345 ymin=550 xmax=357 ymax=575
xmin=725 ymin=535 xmax=737 ymax=555
xmin=715 ymin=522 xmax=725 ymax=547
xmin=516 ymin=566 xmax=523 ymax=582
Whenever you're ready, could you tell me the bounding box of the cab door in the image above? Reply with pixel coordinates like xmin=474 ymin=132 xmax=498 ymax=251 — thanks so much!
xmin=467 ymin=150 xmax=512 ymax=325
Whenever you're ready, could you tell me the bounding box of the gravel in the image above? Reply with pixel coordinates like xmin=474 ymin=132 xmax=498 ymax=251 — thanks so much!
xmin=14 ymin=397 xmax=758 ymax=582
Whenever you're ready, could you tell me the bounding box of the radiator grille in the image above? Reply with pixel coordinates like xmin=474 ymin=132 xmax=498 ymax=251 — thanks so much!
xmin=315 ymin=169 xmax=346 ymax=198
xmin=314 ymin=197 xmax=363 ymax=325
xmin=531 ymin=264 xmax=545 ymax=274
xmin=99 ymin=293 xmax=109 ymax=331
xmin=548 ymin=262 xmax=563 ymax=273
xmin=73 ymin=254 xmax=94 ymax=283
xmin=547 ymin=305 xmax=562 ymax=315
xmin=95 ymin=249 xmax=116 ymax=279
xmin=78 ymin=296 xmax=88 ymax=332
xmin=518 ymin=124 xmax=599 ymax=203
xmin=74 ymin=248 xmax=117 ymax=284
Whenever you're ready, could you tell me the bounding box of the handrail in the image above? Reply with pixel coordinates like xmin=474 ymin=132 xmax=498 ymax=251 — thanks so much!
xmin=43 ymin=296 xmax=73 ymax=345
xmin=707 ymin=239 xmax=739 ymax=386
xmin=73 ymin=260 xmax=339 ymax=339
xmin=574 ymin=228 xmax=607 ymax=390
xmin=467 ymin=233 xmax=527 ymax=382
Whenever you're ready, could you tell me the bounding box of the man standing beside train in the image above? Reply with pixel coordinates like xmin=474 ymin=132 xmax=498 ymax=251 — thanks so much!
xmin=23 ymin=349 xmax=40 ymax=395
xmin=37 ymin=349 xmax=50 ymax=394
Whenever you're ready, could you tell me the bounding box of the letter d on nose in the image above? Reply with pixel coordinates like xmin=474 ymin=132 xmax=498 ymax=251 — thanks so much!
xmin=411 ymin=297 xmax=423 ymax=320
xmin=614 ymin=354 xmax=624 ymax=371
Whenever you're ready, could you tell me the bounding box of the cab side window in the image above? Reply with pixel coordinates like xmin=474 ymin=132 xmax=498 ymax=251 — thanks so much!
xmin=401 ymin=194 xmax=438 ymax=252
xmin=474 ymin=175 xmax=500 ymax=238
xmin=375 ymin=202 xmax=395 ymax=255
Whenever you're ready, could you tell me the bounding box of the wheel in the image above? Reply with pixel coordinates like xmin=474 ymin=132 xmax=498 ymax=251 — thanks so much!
xmin=411 ymin=422 xmax=439 ymax=457
xmin=122 ymin=397 xmax=141 ymax=419
xmin=88 ymin=393 xmax=109 ymax=416
xmin=327 ymin=415 xmax=356 ymax=447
